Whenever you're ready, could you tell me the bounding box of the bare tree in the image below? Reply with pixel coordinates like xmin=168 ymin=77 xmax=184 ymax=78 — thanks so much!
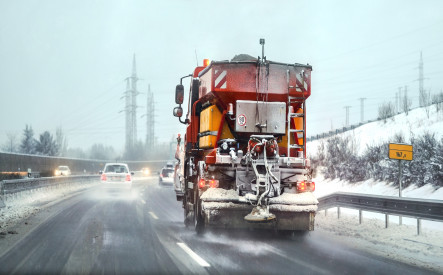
xmin=378 ymin=102 xmax=395 ymax=123
xmin=55 ymin=126 xmax=68 ymax=157
xmin=432 ymin=90 xmax=443 ymax=118
xmin=402 ymin=92 xmax=412 ymax=115
xmin=2 ymin=132 xmax=18 ymax=153
xmin=423 ymin=89 xmax=431 ymax=118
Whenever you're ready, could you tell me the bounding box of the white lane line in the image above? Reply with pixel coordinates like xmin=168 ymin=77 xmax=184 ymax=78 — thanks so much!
xmin=177 ymin=242 xmax=210 ymax=267
xmin=141 ymin=199 xmax=146 ymax=204
xmin=149 ymin=211 xmax=158 ymax=219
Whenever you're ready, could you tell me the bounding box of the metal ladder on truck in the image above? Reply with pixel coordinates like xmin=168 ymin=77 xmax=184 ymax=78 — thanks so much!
xmin=286 ymin=69 xmax=306 ymax=160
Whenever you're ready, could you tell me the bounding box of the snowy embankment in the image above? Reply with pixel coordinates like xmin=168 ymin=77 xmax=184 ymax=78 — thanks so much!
xmin=307 ymin=104 xmax=443 ymax=157
xmin=312 ymin=174 xmax=443 ymax=273
xmin=307 ymin=105 xmax=443 ymax=272
xmin=0 ymin=181 xmax=99 ymax=234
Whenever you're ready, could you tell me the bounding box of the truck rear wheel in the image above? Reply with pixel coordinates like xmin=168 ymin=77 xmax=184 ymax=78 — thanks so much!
xmin=194 ymin=188 xmax=205 ymax=234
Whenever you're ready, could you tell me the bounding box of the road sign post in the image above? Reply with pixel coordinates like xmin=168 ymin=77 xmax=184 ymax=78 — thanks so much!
xmin=389 ymin=143 xmax=413 ymax=226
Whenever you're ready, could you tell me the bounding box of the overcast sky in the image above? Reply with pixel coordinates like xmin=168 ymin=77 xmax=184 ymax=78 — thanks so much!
xmin=1 ymin=0 xmax=442 ymax=154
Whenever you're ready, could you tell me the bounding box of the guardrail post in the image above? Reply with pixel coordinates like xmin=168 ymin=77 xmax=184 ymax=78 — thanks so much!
xmin=417 ymin=219 xmax=421 ymax=235
xmin=337 ymin=207 xmax=341 ymax=219
xmin=325 ymin=209 xmax=328 ymax=216
xmin=399 ymin=216 xmax=402 ymax=225
xmin=359 ymin=210 xmax=362 ymax=224
xmin=385 ymin=214 xmax=389 ymax=228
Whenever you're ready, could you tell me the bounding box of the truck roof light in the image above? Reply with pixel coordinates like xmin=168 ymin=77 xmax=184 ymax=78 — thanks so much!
xmin=203 ymin=59 xmax=210 ymax=67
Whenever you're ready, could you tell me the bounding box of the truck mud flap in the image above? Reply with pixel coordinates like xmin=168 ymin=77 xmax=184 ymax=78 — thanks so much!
xmin=202 ymin=202 xmax=315 ymax=231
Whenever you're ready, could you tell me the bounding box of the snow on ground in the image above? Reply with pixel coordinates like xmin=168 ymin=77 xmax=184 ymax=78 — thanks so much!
xmin=316 ymin=209 xmax=443 ymax=273
xmin=0 ymin=182 xmax=99 ymax=233
xmin=313 ymin=169 xmax=443 ymax=230
xmin=307 ymin=104 xmax=443 ymax=157
xmin=312 ymin=171 xmax=443 ymax=272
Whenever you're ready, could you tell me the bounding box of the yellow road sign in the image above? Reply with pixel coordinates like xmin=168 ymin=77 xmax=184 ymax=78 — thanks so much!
xmin=389 ymin=143 xmax=413 ymax=161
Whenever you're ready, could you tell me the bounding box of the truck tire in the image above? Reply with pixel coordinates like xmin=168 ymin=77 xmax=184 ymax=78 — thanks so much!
xmin=194 ymin=188 xmax=205 ymax=234
xmin=183 ymin=195 xmax=193 ymax=228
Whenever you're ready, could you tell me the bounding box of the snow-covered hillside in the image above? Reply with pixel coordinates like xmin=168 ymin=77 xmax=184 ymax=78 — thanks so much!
xmin=307 ymin=104 xmax=443 ymax=157
xmin=307 ymin=102 xmax=443 ymax=204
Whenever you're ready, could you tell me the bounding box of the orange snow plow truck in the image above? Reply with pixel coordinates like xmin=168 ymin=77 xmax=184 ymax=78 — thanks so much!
xmin=173 ymin=40 xmax=317 ymax=233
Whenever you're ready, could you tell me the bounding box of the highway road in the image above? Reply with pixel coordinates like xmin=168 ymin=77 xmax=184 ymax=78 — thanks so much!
xmin=0 ymin=177 xmax=436 ymax=274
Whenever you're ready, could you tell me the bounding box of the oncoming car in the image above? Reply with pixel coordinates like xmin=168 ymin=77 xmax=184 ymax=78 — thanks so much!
xmin=54 ymin=165 xmax=71 ymax=176
xmin=141 ymin=167 xmax=150 ymax=176
xmin=100 ymin=163 xmax=134 ymax=186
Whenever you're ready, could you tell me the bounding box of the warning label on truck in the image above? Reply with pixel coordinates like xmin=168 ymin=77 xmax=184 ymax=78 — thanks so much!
xmin=237 ymin=114 xmax=246 ymax=127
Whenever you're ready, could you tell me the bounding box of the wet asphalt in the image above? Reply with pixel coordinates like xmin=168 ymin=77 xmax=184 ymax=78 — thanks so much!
xmin=0 ymin=177 xmax=437 ymax=274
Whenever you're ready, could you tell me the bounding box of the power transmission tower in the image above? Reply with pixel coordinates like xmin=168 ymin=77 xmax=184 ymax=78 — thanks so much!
xmin=358 ymin=98 xmax=366 ymax=122
xmin=145 ymin=84 xmax=155 ymax=155
xmin=123 ymin=54 xmax=139 ymax=157
xmin=344 ymin=106 xmax=351 ymax=127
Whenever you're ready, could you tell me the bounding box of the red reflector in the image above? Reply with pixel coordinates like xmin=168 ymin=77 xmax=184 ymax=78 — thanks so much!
xmin=199 ymin=178 xmax=206 ymax=189
xmin=297 ymin=181 xmax=306 ymax=192
xmin=126 ymin=175 xmax=131 ymax=181
xmin=101 ymin=174 xmax=107 ymax=181
xmin=209 ymin=179 xmax=219 ymax=188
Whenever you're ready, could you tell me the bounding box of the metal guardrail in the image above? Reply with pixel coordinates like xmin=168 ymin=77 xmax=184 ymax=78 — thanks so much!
xmin=0 ymin=175 xmax=99 ymax=196
xmin=318 ymin=192 xmax=443 ymax=221
xmin=317 ymin=192 xmax=443 ymax=234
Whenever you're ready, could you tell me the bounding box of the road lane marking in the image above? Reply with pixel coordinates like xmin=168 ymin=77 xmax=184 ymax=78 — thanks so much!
xmin=141 ymin=199 xmax=146 ymax=204
xmin=149 ymin=211 xmax=158 ymax=219
xmin=177 ymin=242 xmax=210 ymax=267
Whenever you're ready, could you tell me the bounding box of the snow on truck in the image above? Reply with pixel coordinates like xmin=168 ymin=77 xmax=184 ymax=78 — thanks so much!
xmin=172 ymin=40 xmax=318 ymax=233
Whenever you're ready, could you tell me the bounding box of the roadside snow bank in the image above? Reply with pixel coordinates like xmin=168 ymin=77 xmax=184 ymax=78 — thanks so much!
xmin=0 ymin=182 xmax=99 ymax=233
xmin=316 ymin=210 xmax=443 ymax=273
xmin=313 ymin=172 xmax=443 ymax=200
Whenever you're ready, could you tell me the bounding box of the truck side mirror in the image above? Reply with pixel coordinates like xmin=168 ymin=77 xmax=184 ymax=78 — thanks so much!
xmin=173 ymin=106 xmax=183 ymax=117
xmin=175 ymin=84 xmax=184 ymax=104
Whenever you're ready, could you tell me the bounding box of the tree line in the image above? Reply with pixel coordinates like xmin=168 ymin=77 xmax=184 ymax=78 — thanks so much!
xmin=312 ymin=132 xmax=443 ymax=188
xmin=1 ymin=125 xmax=117 ymax=160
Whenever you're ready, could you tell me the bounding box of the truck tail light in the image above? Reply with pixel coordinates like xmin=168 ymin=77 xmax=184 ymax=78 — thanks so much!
xmin=126 ymin=174 xmax=131 ymax=182
xmin=101 ymin=174 xmax=107 ymax=181
xmin=209 ymin=179 xmax=219 ymax=188
xmin=199 ymin=178 xmax=206 ymax=189
xmin=310 ymin=181 xmax=315 ymax=191
xmin=297 ymin=181 xmax=306 ymax=192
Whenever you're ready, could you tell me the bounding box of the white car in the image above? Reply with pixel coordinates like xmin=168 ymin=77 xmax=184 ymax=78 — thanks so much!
xmin=55 ymin=165 xmax=71 ymax=176
xmin=100 ymin=163 xmax=134 ymax=186
xmin=159 ymin=166 xmax=174 ymax=184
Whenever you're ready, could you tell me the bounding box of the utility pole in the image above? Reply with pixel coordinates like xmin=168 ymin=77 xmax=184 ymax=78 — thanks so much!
xmin=398 ymin=87 xmax=402 ymax=113
xmin=358 ymin=98 xmax=366 ymax=123
xmin=419 ymin=51 xmax=424 ymax=107
xmin=344 ymin=106 xmax=351 ymax=127
xmin=404 ymin=85 xmax=409 ymax=114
